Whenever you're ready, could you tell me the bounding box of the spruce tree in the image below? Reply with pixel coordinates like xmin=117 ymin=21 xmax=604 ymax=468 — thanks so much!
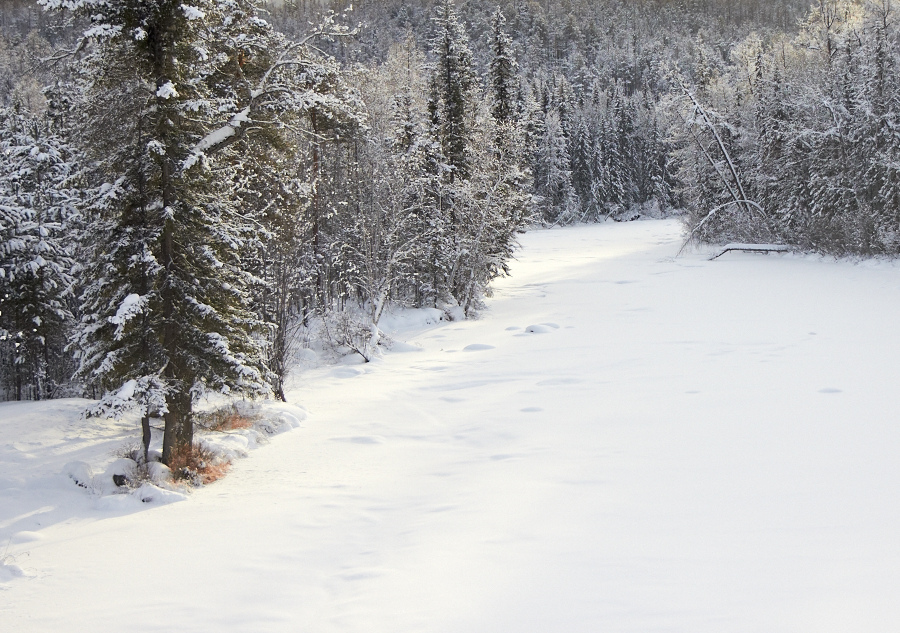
xmin=43 ymin=0 xmax=288 ymax=463
xmin=429 ymin=0 xmax=476 ymax=181
xmin=489 ymin=7 xmax=517 ymax=127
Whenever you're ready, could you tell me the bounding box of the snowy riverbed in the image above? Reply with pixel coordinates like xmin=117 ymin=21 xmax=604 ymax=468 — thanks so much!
xmin=2 ymin=218 xmax=900 ymax=631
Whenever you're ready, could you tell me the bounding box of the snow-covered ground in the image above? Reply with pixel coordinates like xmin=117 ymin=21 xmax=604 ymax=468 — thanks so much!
xmin=3 ymin=218 xmax=900 ymax=632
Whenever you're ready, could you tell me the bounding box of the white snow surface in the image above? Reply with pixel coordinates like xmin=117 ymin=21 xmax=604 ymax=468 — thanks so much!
xmin=3 ymin=219 xmax=900 ymax=631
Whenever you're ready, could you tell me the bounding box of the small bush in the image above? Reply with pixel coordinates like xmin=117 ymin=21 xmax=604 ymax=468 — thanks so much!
xmin=166 ymin=442 xmax=231 ymax=486
xmin=195 ymin=405 xmax=260 ymax=432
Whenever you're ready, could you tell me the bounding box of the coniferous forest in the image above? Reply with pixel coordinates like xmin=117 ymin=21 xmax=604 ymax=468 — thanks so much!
xmin=1 ymin=0 xmax=899 ymax=464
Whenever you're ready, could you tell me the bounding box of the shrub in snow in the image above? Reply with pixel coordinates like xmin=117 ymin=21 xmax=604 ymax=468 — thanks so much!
xmin=317 ymin=307 xmax=390 ymax=363
xmin=166 ymin=442 xmax=231 ymax=487
xmin=195 ymin=405 xmax=260 ymax=432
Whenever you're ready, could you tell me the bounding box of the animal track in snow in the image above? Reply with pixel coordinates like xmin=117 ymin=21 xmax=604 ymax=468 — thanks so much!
xmin=331 ymin=367 xmax=364 ymax=379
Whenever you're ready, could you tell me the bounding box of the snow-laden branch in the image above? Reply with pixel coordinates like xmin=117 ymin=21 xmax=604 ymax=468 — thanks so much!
xmin=181 ymin=21 xmax=360 ymax=172
xmin=182 ymin=108 xmax=250 ymax=171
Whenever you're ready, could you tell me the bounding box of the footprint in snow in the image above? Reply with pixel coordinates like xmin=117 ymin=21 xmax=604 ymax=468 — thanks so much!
xmin=388 ymin=341 xmax=422 ymax=353
xmin=331 ymin=367 xmax=364 ymax=379
xmin=537 ymin=378 xmax=580 ymax=386
xmin=510 ymin=323 xmax=560 ymax=335
xmin=330 ymin=436 xmax=385 ymax=445
xmin=819 ymin=388 xmax=843 ymax=394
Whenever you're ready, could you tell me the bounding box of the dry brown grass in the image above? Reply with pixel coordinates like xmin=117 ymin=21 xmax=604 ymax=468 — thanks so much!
xmin=167 ymin=442 xmax=231 ymax=486
xmin=195 ymin=405 xmax=260 ymax=432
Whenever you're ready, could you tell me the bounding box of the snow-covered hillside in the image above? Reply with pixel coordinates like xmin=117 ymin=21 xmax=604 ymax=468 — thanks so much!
xmin=3 ymin=218 xmax=899 ymax=632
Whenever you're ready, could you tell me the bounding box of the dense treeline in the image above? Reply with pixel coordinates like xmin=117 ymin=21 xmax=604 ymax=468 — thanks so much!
xmin=272 ymin=0 xmax=814 ymax=223
xmin=1 ymin=0 xmax=898 ymax=466
xmin=675 ymin=1 xmax=900 ymax=254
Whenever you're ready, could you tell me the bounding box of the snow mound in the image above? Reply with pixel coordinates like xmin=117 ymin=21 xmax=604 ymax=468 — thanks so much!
xmin=146 ymin=462 xmax=171 ymax=485
xmin=332 ymin=366 xmax=364 ymax=378
xmin=524 ymin=324 xmax=553 ymax=334
xmin=94 ymin=458 xmax=138 ymax=494
xmin=0 ymin=560 xmax=26 ymax=583
xmin=377 ymin=307 xmax=446 ymax=333
xmin=256 ymin=402 xmax=305 ymax=436
xmin=445 ymin=306 xmax=466 ymax=322
xmin=131 ymin=483 xmax=188 ymax=505
xmin=261 ymin=413 xmax=300 ymax=435
xmin=63 ymin=461 xmax=94 ymax=489
xmin=94 ymin=483 xmax=188 ymax=509
xmin=201 ymin=434 xmax=252 ymax=461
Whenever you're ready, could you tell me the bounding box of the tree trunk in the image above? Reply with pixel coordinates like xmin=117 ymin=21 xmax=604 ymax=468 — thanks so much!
xmin=141 ymin=415 xmax=151 ymax=463
xmin=162 ymin=387 xmax=192 ymax=464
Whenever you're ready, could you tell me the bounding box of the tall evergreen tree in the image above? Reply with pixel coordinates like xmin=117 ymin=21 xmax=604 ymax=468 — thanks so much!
xmin=41 ymin=0 xmax=345 ymax=462
xmin=489 ymin=6 xmax=517 ymax=127
xmin=429 ymin=0 xmax=476 ymax=181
